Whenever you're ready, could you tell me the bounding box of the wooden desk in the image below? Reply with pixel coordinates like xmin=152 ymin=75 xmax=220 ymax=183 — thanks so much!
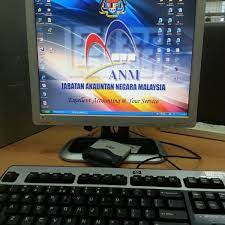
xmin=0 ymin=126 xmax=225 ymax=175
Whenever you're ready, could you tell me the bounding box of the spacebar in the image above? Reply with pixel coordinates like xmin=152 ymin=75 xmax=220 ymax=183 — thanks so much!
xmin=154 ymin=222 xmax=190 ymax=225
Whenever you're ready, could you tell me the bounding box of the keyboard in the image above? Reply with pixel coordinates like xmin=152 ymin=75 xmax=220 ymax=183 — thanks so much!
xmin=1 ymin=166 xmax=225 ymax=225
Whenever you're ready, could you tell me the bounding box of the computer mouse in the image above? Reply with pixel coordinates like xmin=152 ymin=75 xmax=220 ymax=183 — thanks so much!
xmin=82 ymin=147 xmax=130 ymax=167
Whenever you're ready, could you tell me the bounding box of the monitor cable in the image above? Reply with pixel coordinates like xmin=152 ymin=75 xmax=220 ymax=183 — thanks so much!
xmin=129 ymin=130 xmax=202 ymax=170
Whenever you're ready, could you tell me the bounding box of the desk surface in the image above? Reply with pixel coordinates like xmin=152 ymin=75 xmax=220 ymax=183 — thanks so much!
xmin=0 ymin=126 xmax=225 ymax=175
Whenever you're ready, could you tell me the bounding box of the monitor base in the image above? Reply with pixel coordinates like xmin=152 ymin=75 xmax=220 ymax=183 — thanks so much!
xmin=59 ymin=127 xmax=166 ymax=164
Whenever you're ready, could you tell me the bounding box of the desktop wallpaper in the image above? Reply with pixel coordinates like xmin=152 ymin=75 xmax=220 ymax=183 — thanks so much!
xmin=34 ymin=0 xmax=196 ymax=116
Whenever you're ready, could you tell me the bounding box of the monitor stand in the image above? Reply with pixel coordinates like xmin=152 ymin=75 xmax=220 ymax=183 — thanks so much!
xmin=59 ymin=127 xmax=166 ymax=164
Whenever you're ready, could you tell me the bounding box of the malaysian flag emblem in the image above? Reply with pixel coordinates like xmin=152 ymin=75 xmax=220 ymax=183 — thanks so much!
xmin=100 ymin=0 xmax=126 ymax=18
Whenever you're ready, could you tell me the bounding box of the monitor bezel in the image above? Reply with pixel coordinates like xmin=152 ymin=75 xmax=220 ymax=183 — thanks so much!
xmin=25 ymin=0 xmax=206 ymax=127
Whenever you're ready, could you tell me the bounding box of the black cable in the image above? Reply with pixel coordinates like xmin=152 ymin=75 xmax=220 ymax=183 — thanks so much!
xmin=160 ymin=141 xmax=201 ymax=159
xmin=163 ymin=157 xmax=182 ymax=170
xmin=136 ymin=155 xmax=200 ymax=169
xmin=129 ymin=130 xmax=201 ymax=160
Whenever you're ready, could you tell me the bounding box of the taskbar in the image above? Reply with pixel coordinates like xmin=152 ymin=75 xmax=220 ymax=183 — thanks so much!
xmin=41 ymin=110 xmax=188 ymax=117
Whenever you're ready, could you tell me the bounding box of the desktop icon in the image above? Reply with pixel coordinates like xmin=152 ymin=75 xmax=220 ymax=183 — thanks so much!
xmin=158 ymin=27 xmax=163 ymax=34
xmin=166 ymin=48 xmax=171 ymax=53
xmin=165 ymin=57 xmax=170 ymax=62
xmin=168 ymin=18 xmax=173 ymax=24
xmin=41 ymin=74 xmax=46 ymax=80
xmin=41 ymin=83 xmax=47 ymax=88
xmin=177 ymin=27 xmax=182 ymax=34
xmin=176 ymin=38 xmax=181 ymax=44
xmin=47 ymin=18 xmax=52 ymax=23
xmin=37 ymin=18 xmax=43 ymax=23
xmin=42 ymin=100 xmax=48 ymax=106
xmin=176 ymin=48 xmax=180 ymax=53
xmin=167 ymin=38 xmax=172 ymax=45
xmin=42 ymin=91 xmax=47 ymax=97
xmin=47 ymin=27 xmax=53 ymax=33
xmin=99 ymin=0 xmax=126 ymax=18
xmin=178 ymin=8 xmax=183 ymax=13
xmin=167 ymin=28 xmax=172 ymax=34
xmin=158 ymin=17 xmax=163 ymax=24
xmin=168 ymin=8 xmax=173 ymax=13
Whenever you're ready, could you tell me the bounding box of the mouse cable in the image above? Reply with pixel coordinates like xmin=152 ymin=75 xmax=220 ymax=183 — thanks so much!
xmin=129 ymin=130 xmax=201 ymax=160
xmin=136 ymin=154 xmax=200 ymax=169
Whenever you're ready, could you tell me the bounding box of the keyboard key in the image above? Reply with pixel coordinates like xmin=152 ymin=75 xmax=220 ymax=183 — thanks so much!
xmin=154 ymin=199 xmax=166 ymax=208
xmin=184 ymin=177 xmax=198 ymax=188
xmin=35 ymin=195 xmax=46 ymax=204
xmin=9 ymin=186 xmax=19 ymax=193
xmin=6 ymin=204 xmax=19 ymax=214
xmin=80 ymin=218 xmax=91 ymax=225
xmin=62 ymin=173 xmax=75 ymax=184
xmin=211 ymin=178 xmax=224 ymax=188
xmin=89 ymin=207 xmax=99 ymax=217
xmin=21 ymin=194 xmax=33 ymax=203
xmin=130 ymin=176 xmax=143 ymax=186
xmin=168 ymin=177 xmax=182 ymax=187
xmin=47 ymin=206 xmax=59 ymax=215
xmin=35 ymin=217 xmax=48 ymax=225
xmin=154 ymin=222 xmax=190 ymax=225
xmin=7 ymin=215 xmax=20 ymax=225
xmin=9 ymin=194 xmax=21 ymax=202
xmin=205 ymin=192 xmax=216 ymax=200
xmin=33 ymin=205 xmax=45 ymax=215
xmin=61 ymin=195 xmax=72 ymax=205
xmin=64 ymin=218 xmax=77 ymax=225
xmin=2 ymin=172 xmax=19 ymax=183
xmin=109 ymin=220 xmax=121 ymax=225
xmin=114 ymin=175 xmax=127 ymax=185
xmin=74 ymin=206 xmax=86 ymax=216
xmin=168 ymin=200 xmax=185 ymax=209
xmin=78 ymin=174 xmax=90 ymax=184
xmin=192 ymin=192 xmax=202 ymax=199
xmin=61 ymin=206 xmax=72 ymax=216
xmin=0 ymin=193 xmax=7 ymax=202
xmin=50 ymin=217 xmax=62 ymax=225
xmin=124 ymin=221 xmax=135 ymax=225
xmin=138 ymin=221 xmax=149 ymax=225
xmin=21 ymin=216 xmax=34 ymax=225
xmin=144 ymin=209 xmax=156 ymax=219
xmin=102 ymin=207 xmax=113 ymax=217
xmin=131 ymin=208 xmax=141 ymax=219
xmin=219 ymin=192 xmax=225 ymax=200
xmin=141 ymin=198 xmax=151 ymax=207
xmin=160 ymin=191 xmax=183 ymax=199
xmin=116 ymin=208 xmax=127 ymax=218
xmin=25 ymin=173 xmax=39 ymax=183
xmin=208 ymin=201 xmax=220 ymax=210
xmin=127 ymin=198 xmax=139 ymax=207
xmin=39 ymin=173 xmax=50 ymax=183
xmin=94 ymin=219 xmax=105 ymax=225
xmin=194 ymin=201 xmax=206 ymax=211
xmin=19 ymin=205 xmax=32 ymax=214
xmin=20 ymin=186 xmax=31 ymax=194
xmin=159 ymin=209 xmax=188 ymax=220
xmin=48 ymin=195 xmax=59 ymax=205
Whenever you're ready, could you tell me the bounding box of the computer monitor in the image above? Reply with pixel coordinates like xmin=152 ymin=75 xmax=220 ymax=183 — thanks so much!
xmin=25 ymin=0 xmax=205 ymax=163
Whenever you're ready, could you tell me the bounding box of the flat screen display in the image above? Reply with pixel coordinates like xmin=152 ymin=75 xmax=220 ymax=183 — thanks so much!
xmin=34 ymin=0 xmax=196 ymax=117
